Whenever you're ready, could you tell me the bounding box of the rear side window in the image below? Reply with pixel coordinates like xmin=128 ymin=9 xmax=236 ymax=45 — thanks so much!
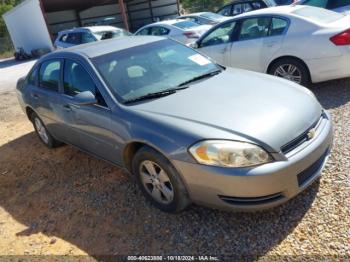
xmin=270 ymin=18 xmax=288 ymax=36
xmin=66 ymin=33 xmax=82 ymax=44
xmin=59 ymin=34 xmax=68 ymax=42
xmin=81 ymin=32 xmax=96 ymax=44
xmin=217 ymin=5 xmax=232 ymax=16
xmin=39 ymin=60 xmax=61 ymax=92
xmin=150 ymin=27 xmax=170 ymax=36
xmin=239 ymin=17 xmax=271 ymax=40
xmin=173 ymin=21 xmax=200 ymax=29
xmin=293 ymin=6 xmax=344 ymax=23
xmin=136 ymin=28 xmax=150 ymax=35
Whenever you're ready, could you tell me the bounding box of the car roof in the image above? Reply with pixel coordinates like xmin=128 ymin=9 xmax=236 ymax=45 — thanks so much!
xmin=232 ymin=4 xmax=304 ymax=18
xmin=50 ymin=36 xmax=165 ymax=59
xmin=58 ymin=26 xmax=121 ymax=35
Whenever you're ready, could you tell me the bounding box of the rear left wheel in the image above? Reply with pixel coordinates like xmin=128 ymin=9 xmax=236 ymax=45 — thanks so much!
xmin=269 ymin=58 xmax=311 ymax=87
xmin=31 ymin=112 xmax=62 ymax=148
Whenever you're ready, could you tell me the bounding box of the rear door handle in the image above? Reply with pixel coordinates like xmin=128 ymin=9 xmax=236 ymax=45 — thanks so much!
xmin=266 ymin=41 xmax=278 ymax=47
xmin=31 ymin=93 xmax=40 ymax=99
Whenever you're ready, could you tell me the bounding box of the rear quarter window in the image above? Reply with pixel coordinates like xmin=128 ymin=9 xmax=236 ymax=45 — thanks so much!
xmin=173 ymin=21 xmax=200 ymax=29
xmin=292 ymin=7 xmax=344 ymax=23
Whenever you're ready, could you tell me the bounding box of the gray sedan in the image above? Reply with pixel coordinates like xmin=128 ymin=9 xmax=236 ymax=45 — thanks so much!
xmin=16 ymin=36 xmax=333 ymax=213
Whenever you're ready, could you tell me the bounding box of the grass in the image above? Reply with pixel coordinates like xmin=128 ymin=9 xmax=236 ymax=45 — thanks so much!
xmin=0 ymin=50 xmax=13 ymax=59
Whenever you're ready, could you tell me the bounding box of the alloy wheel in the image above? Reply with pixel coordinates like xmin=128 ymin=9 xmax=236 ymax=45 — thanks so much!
xmin=274 ymin=64 xmax=302 ymax=84
xmin=139 ymin=160 xmax=174 ymax=204
xmin=34 ymin=117 xmax=49 ymax=144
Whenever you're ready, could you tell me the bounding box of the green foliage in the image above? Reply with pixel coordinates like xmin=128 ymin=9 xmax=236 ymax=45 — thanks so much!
xmin=0 ymin=3 xmax=13 ymax=37
xmin=180 ymin=0 xmax=232 ymax=13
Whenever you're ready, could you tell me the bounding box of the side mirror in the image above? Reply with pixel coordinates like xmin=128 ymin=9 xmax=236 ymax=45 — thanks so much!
xmin=188 ymin=41 xmax=199 ymax=49
xmin=72 ymin=91 xmax=97 ymax=106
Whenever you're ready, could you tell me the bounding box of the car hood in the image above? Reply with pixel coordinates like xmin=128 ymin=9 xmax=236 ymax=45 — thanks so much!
xmin=130 ymin=68 xmax=322 ymax=152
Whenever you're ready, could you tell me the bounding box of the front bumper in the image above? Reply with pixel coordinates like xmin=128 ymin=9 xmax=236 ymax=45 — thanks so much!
xmin=173 ymin=112 xmax=333 ymax=211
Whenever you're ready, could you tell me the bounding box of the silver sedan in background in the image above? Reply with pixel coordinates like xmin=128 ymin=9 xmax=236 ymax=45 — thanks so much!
xmin=17 ymin=37 xmax=332 ymax=213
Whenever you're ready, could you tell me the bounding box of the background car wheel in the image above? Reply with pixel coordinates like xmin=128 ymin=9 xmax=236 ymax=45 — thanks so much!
xmin=30 ymin=112 xmax=62 ymax=148
xmin=132 ymin=146 xmax=191 ymax=213
xmin=269 ymin=58 xmax=311 ymax=87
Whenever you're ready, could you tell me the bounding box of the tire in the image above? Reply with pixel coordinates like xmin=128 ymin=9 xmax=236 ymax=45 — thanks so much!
xmin=132 ymin=146 xmax=191 ymax=213
xmin=268 ymin=58 xmax=311 ymax=87
xmin=30 ymin=112 xmax=62 ymax=149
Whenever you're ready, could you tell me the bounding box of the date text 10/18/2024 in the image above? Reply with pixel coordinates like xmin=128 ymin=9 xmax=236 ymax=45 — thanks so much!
xmin=127 ymin=256 xmax=220 ymax=261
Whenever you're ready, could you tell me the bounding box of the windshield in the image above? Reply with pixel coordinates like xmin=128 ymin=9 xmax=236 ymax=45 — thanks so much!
xmin=200 ymin=12 xmax=225 ymax=21
xmin=293 ymin=6 xmax=344 ymax=23
xmin=92 ymin=39 xmax=220 ymax=103
xmin=94 ymin=29 xmax=131 ymax=40
xmin=173 ymin=21 xmax=200 ymax=29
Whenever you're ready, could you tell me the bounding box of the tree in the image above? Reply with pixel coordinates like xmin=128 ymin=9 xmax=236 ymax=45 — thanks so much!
xmin=180 ymin=0 xmax=232 ymax=13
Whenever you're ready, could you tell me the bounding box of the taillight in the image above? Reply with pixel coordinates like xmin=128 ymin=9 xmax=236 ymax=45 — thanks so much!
xmin=183 ymin=31 xmax=199 ymax=39
xmin=330 ymin=29 xmax=350 ymax=46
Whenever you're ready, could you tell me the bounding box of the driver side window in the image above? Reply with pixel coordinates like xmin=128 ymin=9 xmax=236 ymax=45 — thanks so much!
xmin=200 ymin=21 xmax=237 ymax=47
xmin=63 ymin=60 xmax=107 ymax=107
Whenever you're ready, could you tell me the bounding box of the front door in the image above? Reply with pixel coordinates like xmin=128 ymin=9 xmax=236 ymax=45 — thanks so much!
xmin=198 ymin=20 xmax=238 ymax=66
xmin=59 ymin=59 xmax=119 ymax=163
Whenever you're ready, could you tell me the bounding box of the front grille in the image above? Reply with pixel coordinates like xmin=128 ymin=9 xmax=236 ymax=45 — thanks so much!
xmin=297 ymin=150 xmax=328 ymax=187
xmin=219 ymin=192 xmax=284 ymax=206
xmin=281 ymin=115 xmax=324 ymax=154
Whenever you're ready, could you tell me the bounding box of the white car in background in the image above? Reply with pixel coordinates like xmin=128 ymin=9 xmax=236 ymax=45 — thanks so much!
xmin=297 ymin=0 xmax=350 ymax=14
xmin=192 ymin=5 xmax=350 ymax=86
xmin=177 ymin=12 xmax=231 ymax=25
xmin=134 ymin=20 xmax=212 ymax=44
xmin=54 ymin=26 xmax=131 ymax=49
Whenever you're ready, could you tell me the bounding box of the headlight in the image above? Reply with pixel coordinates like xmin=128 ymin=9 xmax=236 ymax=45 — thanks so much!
xmin=189 ymin=140 xmax=272 ymax=168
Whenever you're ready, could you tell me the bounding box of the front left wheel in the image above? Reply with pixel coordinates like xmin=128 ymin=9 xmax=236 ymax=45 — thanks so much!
xmin=132 ymin=146 xmax=191 ymax=213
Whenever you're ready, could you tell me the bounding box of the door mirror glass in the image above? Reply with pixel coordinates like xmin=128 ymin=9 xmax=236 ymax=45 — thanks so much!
xmin=72 ymin=91 xmax=97 ymax=106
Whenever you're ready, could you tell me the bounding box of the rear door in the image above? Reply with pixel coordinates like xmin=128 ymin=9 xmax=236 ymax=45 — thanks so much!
xmin=262 ymin=17 xmax=289 ymax=67
xmin=229 ymin=16 xmax=271 ymax=72
xmin=198 ymin=21 xmax=239 ymax=65
xmin=59 ymin=59 xmax=118 ymax=163
xmin=29 ymin=59 xmax=65 ymax=140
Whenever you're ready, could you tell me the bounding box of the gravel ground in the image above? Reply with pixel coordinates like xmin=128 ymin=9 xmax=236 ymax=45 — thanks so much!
xmin=0 ymin=76 xmax=349 ymax=260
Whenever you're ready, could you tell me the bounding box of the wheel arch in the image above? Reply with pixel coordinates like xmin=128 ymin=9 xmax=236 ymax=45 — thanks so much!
xmin=25 ymin=106 xmax=36 ymax=121
xmin=267 ymin=55 xmax=312 ymax=82
xmin=122 ymin=141 xmax=171 ymax=173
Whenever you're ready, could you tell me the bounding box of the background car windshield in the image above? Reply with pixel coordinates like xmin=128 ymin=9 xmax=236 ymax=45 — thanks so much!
xmin=293 ymin=6 xmax=344 ymax=23
xmin=173 ymin=21 xmax=200 ymax=29
xmin=301 ymin=0 xmax=328 ymax=8
xmin=92 ymin=39 xmax=219 ymax=103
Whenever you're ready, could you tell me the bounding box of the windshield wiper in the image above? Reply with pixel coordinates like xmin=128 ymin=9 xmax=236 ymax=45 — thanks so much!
xmin=178 ymin=70 xmax=222 ymax=87
xmin=124 ymin=87 xmax=189 ymax=104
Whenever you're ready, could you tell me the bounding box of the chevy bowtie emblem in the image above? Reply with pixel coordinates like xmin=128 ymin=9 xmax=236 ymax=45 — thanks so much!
xmin=307 ymin=129 xmax=316 ymax=140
